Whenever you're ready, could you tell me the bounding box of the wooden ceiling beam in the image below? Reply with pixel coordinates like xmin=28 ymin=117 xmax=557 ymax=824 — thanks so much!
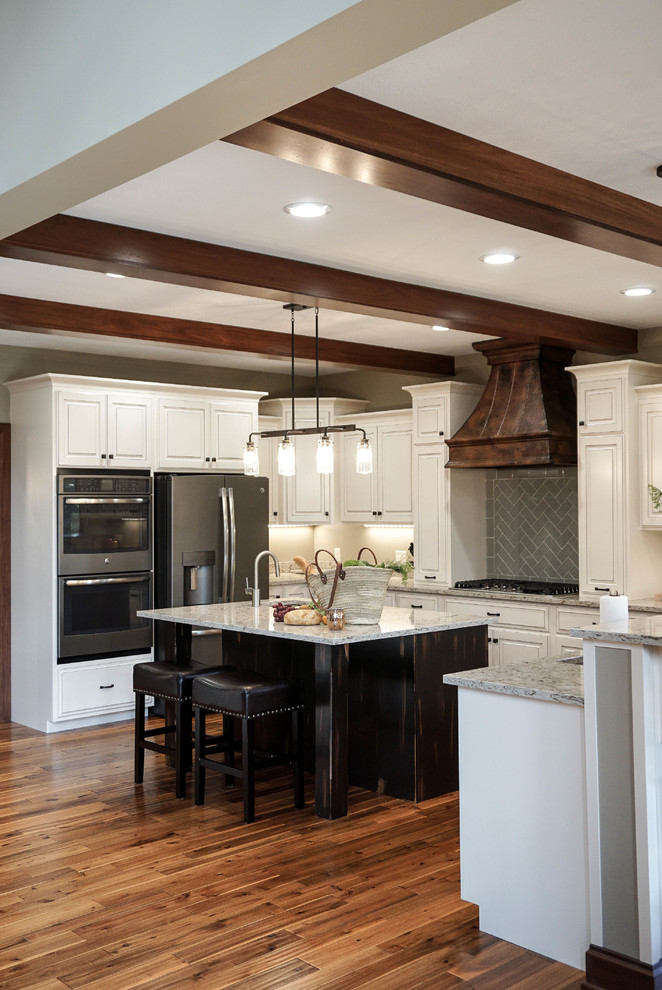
xmin=0 ymin=294 xmax=455 ymax=376
xmin=226 ymin=88 xmax=662 ymax=268
xmin=0 ymin=215 xmax=635 ymax=354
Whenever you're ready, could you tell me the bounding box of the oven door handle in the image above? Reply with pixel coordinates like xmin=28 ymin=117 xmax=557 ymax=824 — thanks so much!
xmin=219 ymin=487 xmax=230 ymax=603
xmin=63 ymin=497 xmax=150 ymax=505
xmin=63 ymin=575 xmax=151 ymax=586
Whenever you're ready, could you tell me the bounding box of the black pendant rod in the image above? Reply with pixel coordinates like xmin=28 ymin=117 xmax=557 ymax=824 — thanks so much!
xmin=315 ymin=306 xmax=321 ymax=431
xmin=290 ymin=304 xmax=295 ymax=432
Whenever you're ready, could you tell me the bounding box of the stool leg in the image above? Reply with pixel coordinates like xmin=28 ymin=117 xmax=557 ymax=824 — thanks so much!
xmin=224 ymin=715 xmax=235 ymax=789
xmin=242 ymin=719 xmax=255 ymax=824
xmin=293 ymin=707 xmax=305 ymax=810
xmin=194 ymin=707 xmax=206 ymax=806
xmin=174 ymin=700 xmax=187 ymax=800
xmin=134 ymin=692 xmax=145 ymax=784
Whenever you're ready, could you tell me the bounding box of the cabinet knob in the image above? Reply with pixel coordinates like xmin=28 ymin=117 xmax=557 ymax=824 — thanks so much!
xmin=578 ymin=420 xmax=585 ymax=426
xmin=439 ymin=431 xmax=444 ymax=436
xmin=492 ymin=638 xmax=499 ymax=644
xmin=205 ymin=457 xmax=210 ymax=462
xmin=372 ymin=511 xmax=377 ymax=516
xmin=211 ymin=457 xmax=216 ymax=462
xmin=273 ymin=511 xmax=278 ymax=517
xmin=377 ymin=511 xmax=382 ymax=516
xmin=325 ymin=511 xmax=329 ymax=517
xmin=101 ymin=453 xmax=106 ymax=459
xmin=108 ymin=453 xmax=114 ymax=459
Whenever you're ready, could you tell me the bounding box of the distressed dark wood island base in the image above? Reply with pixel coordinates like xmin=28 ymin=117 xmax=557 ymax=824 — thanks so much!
xmin=140 ymin=602 xmax=489 ymax=819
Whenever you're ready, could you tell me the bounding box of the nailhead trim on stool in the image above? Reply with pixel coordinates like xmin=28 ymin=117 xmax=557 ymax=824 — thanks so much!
xmin=192 ymin=669 xmax=305 ymax=824
xmin=133 ymin=659 xmax=235 ymax=800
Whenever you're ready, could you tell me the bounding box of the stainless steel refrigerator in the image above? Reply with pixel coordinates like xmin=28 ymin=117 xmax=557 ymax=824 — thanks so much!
xmin=153 ymin=473 xmax=269 ymax=664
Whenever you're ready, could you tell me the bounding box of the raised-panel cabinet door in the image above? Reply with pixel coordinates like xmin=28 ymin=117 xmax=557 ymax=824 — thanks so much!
xmin=639 ymin=401 xmax=662 ymax=528
xmin=413 ymin=446 xmax=446 ymax=585
xmin=339 ymin=427 xmax=377 ymax=523
xmin=158 ymin=398 xmax=208 ymax=470
xmin=379 ymin=425 xmax=413 ymax=523
xmin=57 ymin=390 xmax=106 ymax=467
xmin=490 ymin=628 xmax=550 ymax=666
xmin=107 ymin=393 xmax=152 ymax=468
xmin=209 ymin=402 xmax=257 ymax=472
xmin=413 ymin=393 xmax=447 ymax=444
xmin=284 ymin=413 xmax=331 ymax=524
xmin=578 ymin=435 xmax=624 ymax=597
xmin=577 ymin=377 xmax=623 ymax=434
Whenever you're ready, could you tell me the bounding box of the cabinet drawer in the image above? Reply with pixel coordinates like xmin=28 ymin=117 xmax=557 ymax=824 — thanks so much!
xmin=555 ymin=606 xmax=599 ymax=636
xmin=448 ymin=597 xmax=548 ymax=630
xmin=270 ymin=583 xmax=308 ymax=600
xmin=58 ymin=658 xmax=137 ymax=716
xmin=395 ymin=592 xmax=439 ymax=610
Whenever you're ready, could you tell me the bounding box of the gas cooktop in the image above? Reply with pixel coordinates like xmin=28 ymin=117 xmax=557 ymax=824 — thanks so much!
xmin=453 ymin=579 xmax=579 ymax=596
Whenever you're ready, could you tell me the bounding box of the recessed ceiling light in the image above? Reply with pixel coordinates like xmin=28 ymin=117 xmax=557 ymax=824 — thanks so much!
xmin=105 ymin=272 xmax=125 ymax=278
xmin=480 ymin=252 xmax=519 ymax=265
xmin=432 ymin=325 xmax=450 ymax=332
xmin=284 ymin=202 xmax=332 ymax=218
xmin=621 ymin=286 xmax=655 ymax=297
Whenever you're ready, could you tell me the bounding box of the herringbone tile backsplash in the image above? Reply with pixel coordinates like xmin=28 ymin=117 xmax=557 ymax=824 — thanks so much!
xmin=486 ymin=468 xmax=578 ymax=582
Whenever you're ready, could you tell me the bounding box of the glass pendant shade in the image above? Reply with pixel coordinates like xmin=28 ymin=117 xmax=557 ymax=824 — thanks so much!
xmin=243 ymin=440 xmax=260 ymax=476
xmin=356 ymin=437 xmax=373 ymax=474
xmin=277 ymin=437 xmax=296 ymax=476
xmin=316 ymin=435 xmax=334 ymax=474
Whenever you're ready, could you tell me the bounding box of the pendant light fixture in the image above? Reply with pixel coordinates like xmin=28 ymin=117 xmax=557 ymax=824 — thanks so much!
xmin=243 ymin=304 xmax=372 ymax=477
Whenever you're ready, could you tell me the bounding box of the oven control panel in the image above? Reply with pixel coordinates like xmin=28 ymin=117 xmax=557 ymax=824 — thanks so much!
xmin=59 ymin=475 xmax=151 ymax=494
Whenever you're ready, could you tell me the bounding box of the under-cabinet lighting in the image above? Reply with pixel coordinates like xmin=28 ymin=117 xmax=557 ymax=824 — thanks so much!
xmin=105 ymin=272 xmax=125 ymax=278
xmin=432 ymin=325 xmax=450 ymax=332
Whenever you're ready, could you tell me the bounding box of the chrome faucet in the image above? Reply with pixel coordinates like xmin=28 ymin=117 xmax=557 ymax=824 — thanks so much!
xmin=246 ymin=550 xmax=280 ymax=607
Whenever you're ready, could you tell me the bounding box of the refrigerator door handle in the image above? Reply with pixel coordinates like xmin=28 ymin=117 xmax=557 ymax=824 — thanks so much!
xmin=220 ymin=487 xmax=230 ymax=603
xmin=228 ymin=487 xmax=237 ymax=603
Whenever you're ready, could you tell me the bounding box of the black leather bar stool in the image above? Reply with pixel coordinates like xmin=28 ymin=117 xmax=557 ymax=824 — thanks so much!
xmin=133 ymin=659 xmax=234 ymax=799
xmin=192 ymin=669 xmax=305 ymax=823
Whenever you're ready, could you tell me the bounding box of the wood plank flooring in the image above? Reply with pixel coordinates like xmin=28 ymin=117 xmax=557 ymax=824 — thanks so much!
xmin=0 ymin=717 xmax=586 ymax=989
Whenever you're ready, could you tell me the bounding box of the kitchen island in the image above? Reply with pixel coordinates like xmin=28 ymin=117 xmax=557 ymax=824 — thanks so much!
xmin=138 ymin=602 xmax=489 ymax=819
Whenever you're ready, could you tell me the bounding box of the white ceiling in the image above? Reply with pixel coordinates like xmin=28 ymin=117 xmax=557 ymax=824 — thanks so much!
xmin=3 ymin=0 xmax=662 ymax=375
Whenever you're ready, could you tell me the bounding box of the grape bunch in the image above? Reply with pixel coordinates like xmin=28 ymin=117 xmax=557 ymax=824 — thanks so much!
xmin=272 ymin=601 xmax=298 ymax=622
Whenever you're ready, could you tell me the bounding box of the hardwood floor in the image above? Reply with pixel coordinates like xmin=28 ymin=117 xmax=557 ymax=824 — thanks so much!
xmin=0 ymin=717 xmax=586 ymax=989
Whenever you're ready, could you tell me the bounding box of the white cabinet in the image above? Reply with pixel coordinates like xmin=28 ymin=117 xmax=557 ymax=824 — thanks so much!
xmin=578 ymin=435 xmax=624 ymax=596
xmin=58 ymin=389 xmax=152 ymax=468
xmin=260 ymin=398 xmax=368 ymax=525
xmin=448 ymin=595 xmax=550 ymax=665
xmin=553 ymin=605 xmax=598 ymax=654
xmin=157 ymin=395 xmax=259 ymax=471
xmin=636 ymin=385 xmax=662 ymax=528
xmin=403 ymin=383 xmax=484 ymax=588
xmin=392 ymin=591 xmax=440 ymax=610
xmin=338 ymin=411 xmax=413 ymax=524
xmin=56 ymin=655 xmax=147 ymax=718
xmin=571 ymin=361 xmax=662 ymax=600
xmin=258 ymin=414 xmax=281 ymax=523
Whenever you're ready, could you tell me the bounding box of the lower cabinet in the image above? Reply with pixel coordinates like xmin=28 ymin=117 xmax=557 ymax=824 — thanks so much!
xmin=489 ymin=628 xmax=550 ymax=666
xmin=553 ymin=606 xmax=599 ymax=654
xmin=390 ymin=591 xmax=441 ymax=610
xmin=56 ymin=655 xmax=150 ymax=720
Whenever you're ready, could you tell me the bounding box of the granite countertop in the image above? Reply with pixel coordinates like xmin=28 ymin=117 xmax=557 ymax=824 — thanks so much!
xmin=137 ymin=602 xmax=489 ymax=646
xmin=570 ymin=615 xmax=662 ymax=646
xmin=270 ymin=571 xmax=662 ymax=613
xmin=444 ymin=656 xmax=584 ymax=707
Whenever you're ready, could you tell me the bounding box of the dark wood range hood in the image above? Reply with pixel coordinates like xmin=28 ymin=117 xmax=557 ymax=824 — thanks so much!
xmin=445 ymin=339 xmax=577 ymax=468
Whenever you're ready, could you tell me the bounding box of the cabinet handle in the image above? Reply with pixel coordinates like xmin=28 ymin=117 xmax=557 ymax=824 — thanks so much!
xmin=99 ymin=683 xmax=115 ymax=690
xmin=594 ymin=586 xmax=610 ymax=591
xmin=101 ymin=453 xmax=106 ymax=459
xmin=372 ymin=511 xmax=377 ymax=516
xmin=487 ymin=637 xmax=492 ymax=643
xmin=205 ymin=457 xmax=211 ymax=462
xmin=411 ymin=604 xmax=423 ymax=609
xmin=108 ymin=453 xmax=114 ymax=459
xmin=578 ymin=420 xmax=585 ymax=426
xmin=424 ymin=575 xmax=436 ymax=580
xmin=211 ymin=457 xmax=217 ymax=462
xmin=377 ymin=511 xmax=382 ymax=516
xmin=492 ymin=638 xmax=499 ymax=644
xmin=486 ymin=611 xmax=500 ymax=616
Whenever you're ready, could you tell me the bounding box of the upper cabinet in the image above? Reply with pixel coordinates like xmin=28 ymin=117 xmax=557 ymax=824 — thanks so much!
xmin=570 ymin=361 xmax=662 ymax=599
xmin=10 ymin=374 xmax=265 ymax=474
xmin=58 ymin=389 xmax=152 ymax=468
xmin=259 ymin=398 xmax=368 ymax=525
xmin=337 ymin=411 xmax=413 ymax=524
xmin=157 ymin=395 xmax=259 ymax=471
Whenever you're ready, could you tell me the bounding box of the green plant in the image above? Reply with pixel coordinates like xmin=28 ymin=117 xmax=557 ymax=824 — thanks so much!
xmin=342 ymin=557 xmax=413 ymax=583
xmin=649 ymin=483 xmax=662 ymax=511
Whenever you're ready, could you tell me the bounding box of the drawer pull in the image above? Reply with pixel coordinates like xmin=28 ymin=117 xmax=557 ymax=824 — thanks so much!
xmin=99 ymin=683 xmax=115 ymax=690
xmin=594 ymin=586 xmax=610 ymax=592
xmin=424 ymin=575 xmax=437 ymax=580
xmin=486 ymin=611 xmax=501 ymax=617
xmin=411 ymin=604 xmax=423 ymax=609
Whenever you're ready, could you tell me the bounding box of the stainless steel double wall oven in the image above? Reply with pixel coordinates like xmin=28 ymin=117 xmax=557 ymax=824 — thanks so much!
xmin=57 ymin=470 xmax=152 ymax=661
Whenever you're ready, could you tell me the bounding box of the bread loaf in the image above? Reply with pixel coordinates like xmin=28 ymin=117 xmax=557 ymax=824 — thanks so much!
xmin=283 ymin=608 xmax=322 ymax=626
xmin=293 ymin=555 xmax=309 ymax=573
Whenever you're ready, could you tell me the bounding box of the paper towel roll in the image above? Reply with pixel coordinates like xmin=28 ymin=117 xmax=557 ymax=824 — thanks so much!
xmin=600 ymin=594 xmax=629 ymax=623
